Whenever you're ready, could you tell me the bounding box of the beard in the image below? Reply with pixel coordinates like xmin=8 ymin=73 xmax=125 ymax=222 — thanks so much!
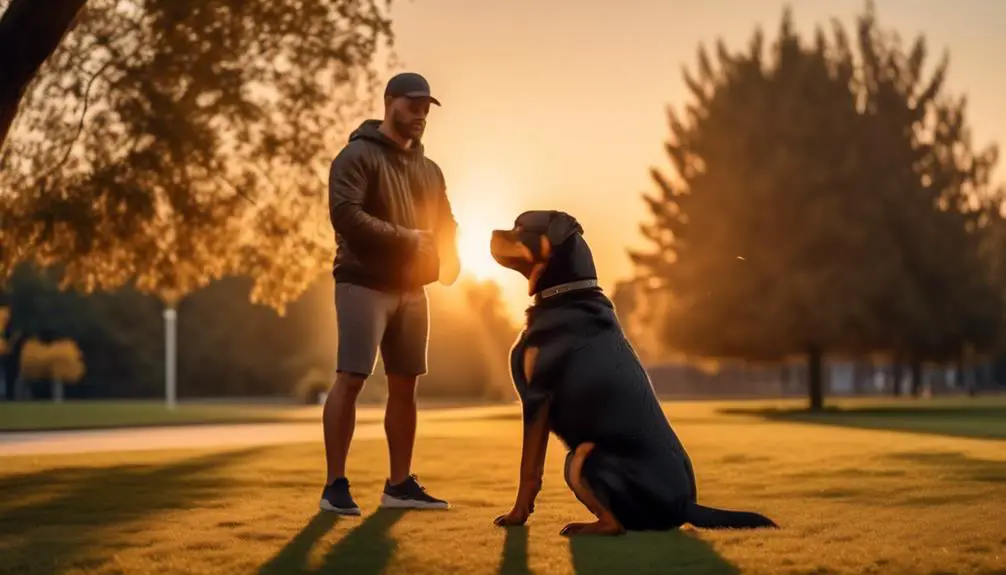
xmin=391 ymin=109 xmax=425 ymax=143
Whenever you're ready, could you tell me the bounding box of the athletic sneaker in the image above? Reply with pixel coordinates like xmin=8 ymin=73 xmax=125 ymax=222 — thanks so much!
xmin=319 ymin=477 xmax=361 ymax=515
xmin=379 ymin=474 xmax=449 ymax=510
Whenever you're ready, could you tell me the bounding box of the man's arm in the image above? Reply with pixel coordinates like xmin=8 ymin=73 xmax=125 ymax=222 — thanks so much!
xmin=328 ymin=145 xmax=418 ymax=254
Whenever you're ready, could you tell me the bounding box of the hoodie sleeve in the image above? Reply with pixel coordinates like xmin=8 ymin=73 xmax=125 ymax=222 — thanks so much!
xmin=328 ymin=144 xmax=418 ymax=254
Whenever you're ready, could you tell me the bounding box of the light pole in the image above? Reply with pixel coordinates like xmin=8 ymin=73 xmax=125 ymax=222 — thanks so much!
xmin=164 ymin=305 xmax=177 ymax=410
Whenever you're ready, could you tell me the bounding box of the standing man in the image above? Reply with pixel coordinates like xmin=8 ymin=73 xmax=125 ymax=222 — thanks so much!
xmin=322 ymin=72 xmax=460 ymax=514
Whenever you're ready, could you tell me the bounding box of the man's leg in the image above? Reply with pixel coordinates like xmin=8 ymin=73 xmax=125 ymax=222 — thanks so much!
xmin=385 ymin=372 xmax=418 ymax=485
xmin=324 ymin=371 xmax=366 ymax=484
xmin=378 ymin=288 xmax=447 ymax=509
xmin=320 ymin=283 xmax=390 ymax=514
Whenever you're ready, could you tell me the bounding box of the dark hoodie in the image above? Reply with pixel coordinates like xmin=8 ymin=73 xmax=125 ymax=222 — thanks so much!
xmin=328 ymin=119 xmax=458 ymax=291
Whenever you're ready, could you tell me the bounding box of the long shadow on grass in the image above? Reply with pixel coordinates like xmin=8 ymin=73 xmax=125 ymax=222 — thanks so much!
xmin=258 ymin=512 xmax=340 ymax=575
xmin=313 ymin=508 xmax=406 ymax=574
xmin=887 ymin=450 xmax=1006 ymax=484
xmin=0 ymin=448 xmax=261 ymax=575
xmin=568 ymin=530 xmax=739 ymax=575
xmin=719 ymin=404 xmax=1006 ymax=440
xmin=498 ymin=526 xmax=531 ymax=575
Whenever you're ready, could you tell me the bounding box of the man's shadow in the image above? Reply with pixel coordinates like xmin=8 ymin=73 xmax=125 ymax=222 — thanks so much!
xmin=258 ymin=513 xmax=340 ymax=575
xmin=259 ymin=509 xmax=407 ymax=575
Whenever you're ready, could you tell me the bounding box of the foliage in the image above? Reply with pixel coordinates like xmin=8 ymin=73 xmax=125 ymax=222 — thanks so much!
xmin=19 ymin=337 xmax=85 ymax=383
xmin=630 ymin=2 xmax=1004 ymax=408
xmin=1 ymin=267 xmax=522 ymax=401
xmin=0 ymin=306 xmax=8 ymax=355
xmin=0 ymin=0 xmax=394 ymax=311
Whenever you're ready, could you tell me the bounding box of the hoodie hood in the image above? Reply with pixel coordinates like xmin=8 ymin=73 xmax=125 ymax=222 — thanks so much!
xmin=349 ymin=119 xmax=425 ymax=156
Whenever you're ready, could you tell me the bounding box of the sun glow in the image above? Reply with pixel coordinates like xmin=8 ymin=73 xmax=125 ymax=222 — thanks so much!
xmin=449 ymin=168 xmax=521 ymax=282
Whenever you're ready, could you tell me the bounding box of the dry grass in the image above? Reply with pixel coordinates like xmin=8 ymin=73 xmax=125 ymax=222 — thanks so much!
xmin=1 ymin=401 xmax=1004 ymax=574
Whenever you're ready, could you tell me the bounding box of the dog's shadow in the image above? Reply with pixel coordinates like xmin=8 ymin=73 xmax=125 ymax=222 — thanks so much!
xmin=499 ymin=526 xmax=532 ymax=575
xmin=568 ymin=529 xmax=739 ymax=575
xmin=498 ymin=526 xmax=739 ymax=575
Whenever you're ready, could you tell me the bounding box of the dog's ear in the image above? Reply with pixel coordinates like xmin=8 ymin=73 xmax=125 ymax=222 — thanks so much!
xmin=545 ymin=211 xmax=583 ymax=248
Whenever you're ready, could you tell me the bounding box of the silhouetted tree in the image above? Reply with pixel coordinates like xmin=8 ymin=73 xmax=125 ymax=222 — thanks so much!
xmin=0 ymin=0 xmax=394 ymax=312
xmin=631 ymin=3 xmax=1003 ymax=410
xmin=853 ymin=3 xmax=1003 ymax=390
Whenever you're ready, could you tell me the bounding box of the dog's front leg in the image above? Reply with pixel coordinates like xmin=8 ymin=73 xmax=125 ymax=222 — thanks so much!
xmin=495 ymin=346 xmax=550 ymax=527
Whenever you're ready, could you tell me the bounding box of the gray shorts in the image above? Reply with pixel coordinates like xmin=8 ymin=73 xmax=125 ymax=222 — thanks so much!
xmin=335 ymin=282 xmax=429 ymax=378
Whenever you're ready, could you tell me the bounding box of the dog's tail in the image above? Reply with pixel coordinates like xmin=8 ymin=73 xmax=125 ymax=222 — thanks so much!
xmin=684 ymin=501 xmax=778 ymax=530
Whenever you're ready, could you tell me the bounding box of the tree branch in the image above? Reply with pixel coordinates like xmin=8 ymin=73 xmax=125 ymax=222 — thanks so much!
xmin=0 ymin=0 xmax=88 ymax=149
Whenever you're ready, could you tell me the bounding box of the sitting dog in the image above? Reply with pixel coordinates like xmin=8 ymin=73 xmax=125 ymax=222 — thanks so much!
xmin=489 ymin=210 xmax=778 ymax=536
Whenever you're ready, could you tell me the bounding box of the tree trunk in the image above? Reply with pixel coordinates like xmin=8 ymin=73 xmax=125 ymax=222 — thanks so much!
xmin=910 ymin=361 xmax=923 ymax=397
xmin=52 ymin=378 xmax=63 ymax=403
xmin=0 ymin=0 xmax=87 ymax=148
xmin=807 ymin=347 xmax=824 ymax=411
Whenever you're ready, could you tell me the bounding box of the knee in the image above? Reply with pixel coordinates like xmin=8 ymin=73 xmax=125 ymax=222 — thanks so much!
xmin=386 ymin=375 xmax=418 ymax=404
xmin=333 ymin=372 xmax=366 ymax=399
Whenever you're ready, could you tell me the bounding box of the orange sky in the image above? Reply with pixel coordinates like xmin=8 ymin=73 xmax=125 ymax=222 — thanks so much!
xmin=368 ymin=0 xmax=1006 ymax=319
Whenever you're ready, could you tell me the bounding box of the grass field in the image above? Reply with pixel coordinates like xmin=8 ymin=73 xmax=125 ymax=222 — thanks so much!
xmin=1 ymin=399 xmax=1004 ymax=574
xmin=721 ymin=394 xmax=1006 ymax=440
xmin=0 ymin=401 xmax=321 ymax=432
xmin=0 ymin=399 xmax=502 ymax=432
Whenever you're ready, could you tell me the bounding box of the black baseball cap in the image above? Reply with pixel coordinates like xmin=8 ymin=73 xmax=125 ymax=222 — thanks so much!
xmin=384 ymin=72 xmax=441 ymax=106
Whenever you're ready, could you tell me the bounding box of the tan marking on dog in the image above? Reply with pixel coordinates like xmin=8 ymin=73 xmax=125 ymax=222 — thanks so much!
xmin=539 ymin=235 xmax=551 ymax=258
xmin=523 ymin=345 xmax=540 ymax=383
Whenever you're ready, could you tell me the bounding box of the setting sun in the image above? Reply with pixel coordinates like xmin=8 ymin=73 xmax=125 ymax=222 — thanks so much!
xmin=449 ymin=168 xmax=521 ymax=281
xmin=455 ymin=220 xmax=499 ymax=280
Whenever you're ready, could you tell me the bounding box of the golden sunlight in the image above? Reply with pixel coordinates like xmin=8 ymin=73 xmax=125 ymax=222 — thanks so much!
xmin=450 ymin=168 xmax=520 ymax=282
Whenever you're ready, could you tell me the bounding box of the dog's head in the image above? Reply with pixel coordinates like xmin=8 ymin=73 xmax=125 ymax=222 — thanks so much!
xmin=490 ymin=210 xmax=596 ymax=296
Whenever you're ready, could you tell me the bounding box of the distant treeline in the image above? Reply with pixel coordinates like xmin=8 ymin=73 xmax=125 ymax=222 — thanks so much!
xmin=0 ymin=265 xmax=519 ymax=403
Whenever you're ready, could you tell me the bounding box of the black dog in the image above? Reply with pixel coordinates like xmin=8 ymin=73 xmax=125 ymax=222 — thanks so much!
xmin=489 ymin=210 xmax=777 ymax=536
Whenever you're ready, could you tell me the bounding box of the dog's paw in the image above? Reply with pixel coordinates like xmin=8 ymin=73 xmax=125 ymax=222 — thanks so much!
xmin=560 ymin=521 xmax=625 ymax=537
xmin=493 ymin=510 xmax=529 ymax=527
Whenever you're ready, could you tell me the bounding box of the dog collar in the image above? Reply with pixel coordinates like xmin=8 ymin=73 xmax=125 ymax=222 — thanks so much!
xmin=534 ymin=279 xmax=600 ymax=302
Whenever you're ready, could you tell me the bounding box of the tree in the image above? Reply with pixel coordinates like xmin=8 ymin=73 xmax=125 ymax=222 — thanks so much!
xmin=18 ymin=338 xmax=85 ymax=401
xmin=630 ymin=4 xmax=1002 ymax=409
xmin=0 ymin=0 xmax=87 ymax=149
xmin=0 ymin=305 xmax=8 ymax=399
xmin=0 ymin=306 xmax=8 ymax=356
xmin=632 ymin=10 xmax=881 ymax=410
xmin=0 ymin=0 xmax=394 ymax=407
xmin=853 ymin=2 xmax=1003 ymax=394
xmin=0 ymin=0 xmax=394 ymax=311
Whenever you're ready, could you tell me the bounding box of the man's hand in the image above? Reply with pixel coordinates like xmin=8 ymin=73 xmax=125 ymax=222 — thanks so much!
xmin=439 ymin=249 xmax=461 ymax=286
xmin=416 ymin=230 xmax=436 ymax=255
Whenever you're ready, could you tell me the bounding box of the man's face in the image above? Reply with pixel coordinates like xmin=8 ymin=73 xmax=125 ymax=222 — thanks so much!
xmin=388 ymin=96 xmax=431 ymax=142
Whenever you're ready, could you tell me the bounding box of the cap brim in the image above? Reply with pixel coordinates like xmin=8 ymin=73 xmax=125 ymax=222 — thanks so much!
xmin=403 ymin=91 xmax=441 ymax=106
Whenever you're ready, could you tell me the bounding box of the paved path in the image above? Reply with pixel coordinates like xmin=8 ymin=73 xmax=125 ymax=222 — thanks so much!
xmin=0 ymin=405 xmax=519 ymax=457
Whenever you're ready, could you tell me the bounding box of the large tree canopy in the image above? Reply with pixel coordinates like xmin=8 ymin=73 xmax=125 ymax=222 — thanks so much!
xmin=630 ymin=3 xmax=1004 ymax=409
xmin=0 ymin=0 xmax=394 ymax=310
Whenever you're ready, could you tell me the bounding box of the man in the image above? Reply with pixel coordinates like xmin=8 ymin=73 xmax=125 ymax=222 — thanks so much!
xmin=322 ymin=72 xmax=460 ymax=515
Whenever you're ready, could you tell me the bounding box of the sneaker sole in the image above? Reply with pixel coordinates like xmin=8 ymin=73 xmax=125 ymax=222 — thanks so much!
xmin=319 ymin=500 xmax=362 ymax=515
xmin=379 ymin=494 xmax=449 ymax=510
